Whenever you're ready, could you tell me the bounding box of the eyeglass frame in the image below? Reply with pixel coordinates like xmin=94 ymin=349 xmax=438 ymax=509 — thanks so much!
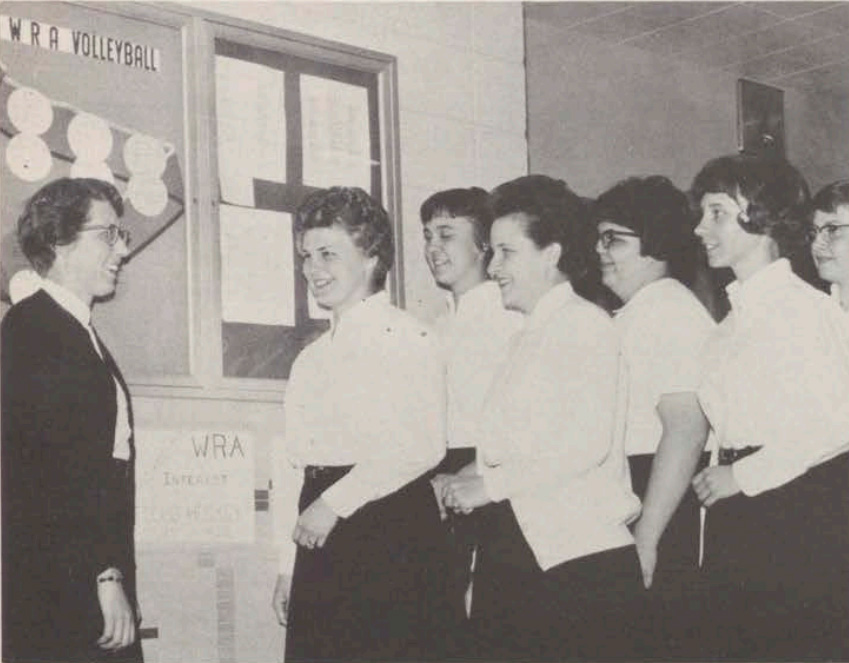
xmin=77 ymin=224 xmax=132 ymax=247
xmin=597 ymin=228 xmax=640 ymax=249
xmin=806 ymin=223 xmax=849 ymax=244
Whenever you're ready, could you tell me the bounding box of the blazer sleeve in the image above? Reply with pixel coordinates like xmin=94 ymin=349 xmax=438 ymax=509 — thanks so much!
xmin=2 ymin=303 xmax=133 ymax=583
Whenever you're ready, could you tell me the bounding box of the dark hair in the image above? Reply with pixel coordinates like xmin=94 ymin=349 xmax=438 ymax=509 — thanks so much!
xmin=811 ymin=180 xmax=849 ymax=215
xmin=595 ymin=175 xmax=700 ymax=285
xmin=489 ymin=174 xmax=591 ymax=282
xmin=17 ymin=177 xmax=124 ymax=275
xmin=295 ymin=187 xmax=394 ymax=290
xmin=690 ymin=154 xmax=810 ymax=258
xmin=420 ymin=187 xmax=492 ymax=250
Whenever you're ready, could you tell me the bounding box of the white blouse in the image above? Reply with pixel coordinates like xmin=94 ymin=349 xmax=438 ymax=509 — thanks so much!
xmin=698 ymin=259 xmax=849 ymax=496
xmin=614 ymin=278 xmax=715 ymax=457
xmin=276 ymin=292 xmax=445 ymax=574
xmin=475 ymin=282 xmax=640 ymax=571
xmin=434 ymin=280 xmax=523 ymax=450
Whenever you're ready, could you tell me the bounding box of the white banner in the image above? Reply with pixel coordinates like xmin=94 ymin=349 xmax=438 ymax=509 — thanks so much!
xmin=1 ymin=15 xmax=160 ymax=72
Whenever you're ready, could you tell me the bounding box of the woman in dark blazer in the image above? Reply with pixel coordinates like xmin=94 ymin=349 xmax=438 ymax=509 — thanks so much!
xmin=2 ymin=178 xmax=142 ymax=662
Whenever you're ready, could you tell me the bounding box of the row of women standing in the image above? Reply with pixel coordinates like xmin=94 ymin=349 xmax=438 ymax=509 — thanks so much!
xmin=271 ymin=153 xmax=849 ymax=662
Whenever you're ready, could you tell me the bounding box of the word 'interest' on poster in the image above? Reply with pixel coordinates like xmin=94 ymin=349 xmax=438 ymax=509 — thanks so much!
xmin=136 ymin=429 xmax=255 ymax=544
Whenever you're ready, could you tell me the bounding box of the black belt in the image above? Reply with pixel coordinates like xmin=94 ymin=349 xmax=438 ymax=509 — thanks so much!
xmin=304 ymin=464 xmax=353 ymax=481
xmin=718 ymin=446 xmax=762 ymax=466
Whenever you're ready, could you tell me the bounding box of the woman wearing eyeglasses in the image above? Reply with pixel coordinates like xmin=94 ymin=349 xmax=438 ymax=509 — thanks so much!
xmin=593 ymin=176 xmax=714 ymax=658
xmin=690 ymin=155 xmax=849 ymax=659
xmin=810 ymin=180 xmax=849 ymax=320
xmin=441 ymin=175 xmax=642 ymax=660
xmin=2 ymin=178 xmax=142 ymax=663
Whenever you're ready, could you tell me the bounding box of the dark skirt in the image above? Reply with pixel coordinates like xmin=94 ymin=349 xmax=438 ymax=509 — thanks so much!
xmin=629 ymin=452 xmax=710 ymax=660
xmin=702 ymin=450 xmax=849 ymax=660
xmin=285 ymin=465 xmax=454 ymax=662
xmin=469 ymin=500 xmax=645 ymax=661
xmin=428 ymin=447 xmax=478 ymax=657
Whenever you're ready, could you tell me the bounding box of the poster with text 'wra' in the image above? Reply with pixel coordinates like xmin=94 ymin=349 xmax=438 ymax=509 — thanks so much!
xmin=135 ymin=429 xmax=255 ymax=545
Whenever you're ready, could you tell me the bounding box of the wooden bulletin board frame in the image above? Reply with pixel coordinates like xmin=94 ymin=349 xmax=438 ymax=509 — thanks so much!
xmin=198 ymin=11 xmax=404 ymax=392
xmin=213 ymin=37 xmax=384 ymax=381
xmin=0 ymin=1 xmax=198 ymax=384
xmin=1 ymin=1 xmax=403 ymax=401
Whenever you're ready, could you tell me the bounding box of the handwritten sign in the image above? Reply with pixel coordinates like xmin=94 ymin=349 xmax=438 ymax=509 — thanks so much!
xmin=136 ymin=429 xmax=255 ymax=544
xmin=1 ymin=15 xmax=160 ymax=72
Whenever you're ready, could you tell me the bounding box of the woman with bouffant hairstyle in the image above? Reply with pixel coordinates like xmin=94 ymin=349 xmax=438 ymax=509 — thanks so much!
xmin=271 ymin=187 xmax=451 ymax=662
xmin=691 ymin=155 xmax=849 ymax=659
xmin=593 ymin=175 xmax=715 ymax=658
xmin=441 ymin=175 xmax=643 ymax=660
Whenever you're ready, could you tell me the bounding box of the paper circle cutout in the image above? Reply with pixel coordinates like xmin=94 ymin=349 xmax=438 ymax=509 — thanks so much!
xmin=7 ymin=87 xmax=53 ymax=135
xmin=124 ymin=133 xmax=167 ymax=177
xmin=127 ymin=176 xmax=168 ymax=217
xmin=68 ymin=113 xmax=113 ymax=161
xmin=6 ymin=134 xmax=52 ymax=182
xmin=70 ymin=160 xmax=115 ymax=184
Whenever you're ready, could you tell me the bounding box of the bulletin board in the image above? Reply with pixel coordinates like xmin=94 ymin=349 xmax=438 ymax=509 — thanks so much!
xmin=213 ymin=38 xmax=384 ymax=380
xmin=0 ymin=2 xmax=190 ymax=378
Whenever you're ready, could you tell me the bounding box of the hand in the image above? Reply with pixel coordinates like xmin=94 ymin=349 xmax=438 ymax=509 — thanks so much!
xmin=292 ymin=497 xmax=338 ymax=549
xmin=430 ymin=473 xmax=452 ymax=520
xmin=272 ymin=573 xmax=292 ymax=626
xmin=442 ymin=475 xmax=491 ymax=514
xmin=692 ymin=465 xmax=741 ymax=507
xmin=97 ymin=579 xmax=136 ymax=650
xmin=633 ymin=524 xmax=658 ymax=589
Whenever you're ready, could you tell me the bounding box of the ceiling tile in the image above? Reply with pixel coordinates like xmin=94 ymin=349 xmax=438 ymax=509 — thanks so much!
xmin=751 ymin=2 xmax=841 ymax=19
xmin=579 ymin=2 xmax=730 ymax=43
xmin=794 ymin=3 xmax=849 ymax=34
xmin=678 ymin=19 xmax=827 ymax=69
xmin=524 ymin=2 xmax=634 ymax=31
xmin=625 ymin=4 xmax=784 ymax=55
xmin=789 ymin=33 xmax=849 ymax=66
xmin=526 ymin=1 xmax=849 ymax=100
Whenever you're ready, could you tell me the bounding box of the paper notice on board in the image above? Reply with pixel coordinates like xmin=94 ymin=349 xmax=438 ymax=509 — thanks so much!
xmin=301 ymin=75 xmax=371 ymax=191
xmin=136 ymin=429 xmax=255 ymax=544
xmin=216 ymin=55 xmax=286 ymax=206
xmin=220 ymin=205 xmax=295 ymax=326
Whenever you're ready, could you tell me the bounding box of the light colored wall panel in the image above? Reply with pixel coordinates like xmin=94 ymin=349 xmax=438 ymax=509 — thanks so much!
xmin=526 ymin=16 xmax=849 ymax=198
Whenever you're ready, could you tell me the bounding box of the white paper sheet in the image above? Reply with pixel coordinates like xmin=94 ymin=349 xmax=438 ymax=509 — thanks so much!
xmin=215 ymin=55 xmax=287 ymax=206
xmin=220 ymin=204 xmax=295 ymax=326
xmin=136 ymin=429 xmax=256 ymax=544
xmin=301 ymin=74 xmax=372 ymax=191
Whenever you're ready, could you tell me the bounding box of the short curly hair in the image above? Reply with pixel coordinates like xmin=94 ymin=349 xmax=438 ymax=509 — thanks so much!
xmin=489 ymin=175 xmax=592 ymax=283
xmin=594 ymin=175 xmax=700 ymax=285
xmin=295 ymin=187 xmax=394 ymax=290
xmin=17 ymin=178 xmax=124 ymax=275
xmin=690 ymin=154 xmax=810 ymax=258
